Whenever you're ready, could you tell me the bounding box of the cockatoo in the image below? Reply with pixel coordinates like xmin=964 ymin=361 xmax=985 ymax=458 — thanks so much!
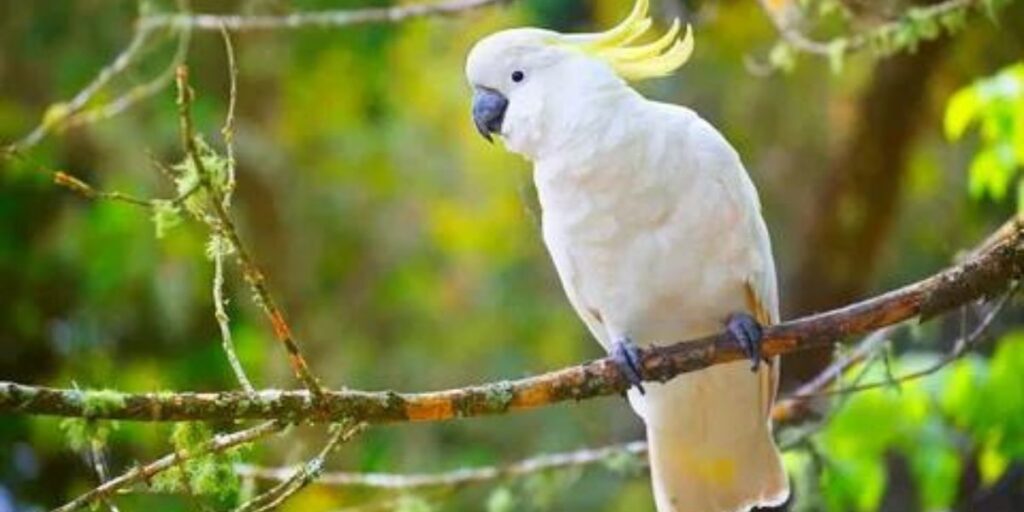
xmin=465 ymin=1 xmax=789 ymax=511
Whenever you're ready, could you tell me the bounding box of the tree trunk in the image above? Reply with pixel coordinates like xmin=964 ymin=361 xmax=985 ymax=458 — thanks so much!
xmin=785 ymin=38 xmax=949 ymax=388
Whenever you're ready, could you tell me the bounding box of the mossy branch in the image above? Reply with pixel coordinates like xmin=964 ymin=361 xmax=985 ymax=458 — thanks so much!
xmin=3 ymin=220 xmax=1021 ymax=425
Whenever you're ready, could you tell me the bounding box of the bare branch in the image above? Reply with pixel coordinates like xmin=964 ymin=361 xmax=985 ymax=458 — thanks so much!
xmin=210 ymin=26 xmax=253 ymax=393
xmin=4 ymin=0 xmax=506 ymax=154
xmin=5 ymin=23 xmax=155 ymax=151
xmin=235 ymin=422 xmax=367 ymax=512
xmin=61 ymin=22 xmax=191 ymax=132
xmin=88 ymin=439 xmax=121 ymax=512
xmin=4 ymin=221 xmax=1021 ymax=425
xmin=138 ymin=0 xmax=511 ymax=32
xmin=770 ymin=323 xmax=903 ymax=419
xmin=219 ymin=23 xmax=239 ymax=203
xmin=214 ymin=246 xmax=254 ymax=393
xmin=239 ymin=440 xmax=646 ymax=491
xmin=4 ymin=150 xmax=198 ymax=209
xmin=821 ymin=282 xmax=1017 ymax=396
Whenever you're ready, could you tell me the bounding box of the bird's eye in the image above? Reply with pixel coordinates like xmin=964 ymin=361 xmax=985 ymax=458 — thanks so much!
xmin=511 ymin=70 xmax=525 ymax=83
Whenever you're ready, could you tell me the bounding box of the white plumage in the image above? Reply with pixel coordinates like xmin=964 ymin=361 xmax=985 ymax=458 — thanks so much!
xmin=466 ymin=12 xmax=789 ymax=511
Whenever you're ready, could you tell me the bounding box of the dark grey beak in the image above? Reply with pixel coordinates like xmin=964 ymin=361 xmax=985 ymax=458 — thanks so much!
xmin=472 ymin=87 xmax=508 ymax=143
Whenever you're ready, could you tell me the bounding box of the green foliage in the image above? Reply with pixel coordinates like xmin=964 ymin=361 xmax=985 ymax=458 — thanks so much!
xmin=811 ymin=332 xmax=1024 ymax=511
xmin=395 ymin=494 xmax=436 ymax=512
xmin=827 ymin=39 xmax=847 ymax=75
xmin=486 ymin=486 xmax=516 ymax=512
xmin=59 ymin=417 xmax=116 ymax=453
xmin=151 ymin=199 xmax=182 ymax=239
xmin=59 ymin=389 xmax=125 ymax=452
xmin=80 ymin=388 xmax=127 ymax=416
xmin=5 ymin=0 xmax=1024 ymax=509
xmin=522 ymin=467 xmax=582 ymax=510
xmin=481 ymin=468 xmax=583 ymax=512
xmin=171 ymin=137 xmax=231 ymax=218
xmin=204 ymin=233 xmax=233 ymax=261
xmin=151 ymin=422 xmax=243 ymax=508
xmin=769 ymin=42 xmax=797 ymax=73
xmin=945 ymin=62 xmax=1024 ymax=209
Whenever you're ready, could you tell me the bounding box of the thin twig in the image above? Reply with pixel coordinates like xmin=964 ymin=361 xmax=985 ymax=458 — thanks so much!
xmin=771 ymin=323 xmax=902 ymax=420
xmin=175 ymin=65 xmax=325 ymax=399
xmin=235 ymin=422 xmax=367 ymax=512
xmin=5 ymin=0 xmax=192 ymax=152
xmin=88 ymin=440 xmax=121 ymax=512
xmin=53 ymin=171 xmax=154 ymax=207
xmin=62 ymin=21 xmax=191 ymax=131
xmin=6 ymin=149 xmax=198 ymax=209
xmin=5 ymin=24 xmax=154 ymax=151
xmin=55 ymin=421 xmax=286 ymax=512
xmin=218 ymin=23 xmax=238 ymax=203
xmin=756 ymin=0 xmax=978 ymax=56
xmin=214 ymin=244 xmax=254 ymax=392
xmin=239 ymin=440 xmax=646 ymax=491
xmin=4 ymin=0 xmax=504 ymax=156
xmin=4 ymin=221 xmax=1021 ymax=424
xmin=138 ymin=0 xmax=510 ymax=32
xmin=209 ymin=25 xmax=253 ymax=393
xmin=822 ymin=283 xmax=1018 ymax=396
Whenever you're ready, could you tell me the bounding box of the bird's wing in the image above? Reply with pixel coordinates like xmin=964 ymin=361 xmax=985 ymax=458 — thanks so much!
xmin=733 ymin=148 xmax=782 ymax=421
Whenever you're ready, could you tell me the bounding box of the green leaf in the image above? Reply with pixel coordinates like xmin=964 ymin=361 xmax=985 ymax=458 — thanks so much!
xmin=907 ymin=423 xmax=961 ymax=510
xmin=938 ymin=8 xmax=968 ymax=33
xmin=944 ymin=88 xmax=979 ymax=140
xmin=769 ymin=42 xmax=796 ymax=73
xmin=968 ymin=148 xmax=1014 ymax=200
xmin=486 ymin=487 xmax=516 ymax=512
xmin=939 ymin=357 xmax=988 ymax=429
xmin=979 ymin=439 xmax=1010 ymax=485
xmin=821 ymin=455 xmax=886 ymax=512
xmin=827 ymin=40 xmax=847 ymax=75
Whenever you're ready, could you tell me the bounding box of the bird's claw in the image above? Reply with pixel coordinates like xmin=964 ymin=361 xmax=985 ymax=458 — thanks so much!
xmin=612 ymin=337 xmax=646 ymax=395
xmin=726 ymin=312 xmax=764 ymax=372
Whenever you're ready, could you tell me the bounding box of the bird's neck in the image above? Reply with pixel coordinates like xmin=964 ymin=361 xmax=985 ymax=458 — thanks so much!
xmin=506 ymin=84 xmax=645 ymax=162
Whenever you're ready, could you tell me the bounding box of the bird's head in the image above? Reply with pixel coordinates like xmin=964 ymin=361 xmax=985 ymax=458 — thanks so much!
xmin=465 ymin=0 xmax=693 ymax=159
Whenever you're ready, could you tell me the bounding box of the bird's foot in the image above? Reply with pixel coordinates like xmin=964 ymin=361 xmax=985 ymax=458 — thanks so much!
xmin=611 ymin=337 xmax=646 ymax=395
xmin=726 ymin=312 xmax=765 ymax=372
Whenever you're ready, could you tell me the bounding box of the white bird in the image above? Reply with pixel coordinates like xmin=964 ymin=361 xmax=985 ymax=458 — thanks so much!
xmin=465 ymin=1 xmax=789 ymax=510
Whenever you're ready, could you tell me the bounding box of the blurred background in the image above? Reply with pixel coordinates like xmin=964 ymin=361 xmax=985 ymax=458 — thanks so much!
xmin=1 ymin=0 xmax=1024 ymax=510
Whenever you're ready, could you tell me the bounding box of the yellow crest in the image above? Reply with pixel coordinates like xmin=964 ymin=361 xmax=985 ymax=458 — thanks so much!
xmin=560 ymin=0 xmax=694 ymax=81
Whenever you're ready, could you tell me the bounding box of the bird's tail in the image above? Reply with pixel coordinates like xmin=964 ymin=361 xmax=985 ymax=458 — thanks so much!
xmin=629 ymin=360 xmax=789 ymax=512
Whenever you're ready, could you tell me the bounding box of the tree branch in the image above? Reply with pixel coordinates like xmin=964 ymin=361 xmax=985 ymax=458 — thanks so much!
xmin=755 ymin=0 xmax=978 ymax=57
xmin=236 ymin=282 xmax=1017 ymax=500
xmin=239 ymin=441 xmax=647 ymax=491
xmin=175 ymin=65 xmax=324 ymax=399
xmin=2 ymin=220 xmax=1021 ymax=425
xmin=235 ymin=421 xmax=367 ymax=512
xmin=54 ymin=421 xmax=286 ymax=512
xmin=137 ymin=0 xmax=511 ymax=32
